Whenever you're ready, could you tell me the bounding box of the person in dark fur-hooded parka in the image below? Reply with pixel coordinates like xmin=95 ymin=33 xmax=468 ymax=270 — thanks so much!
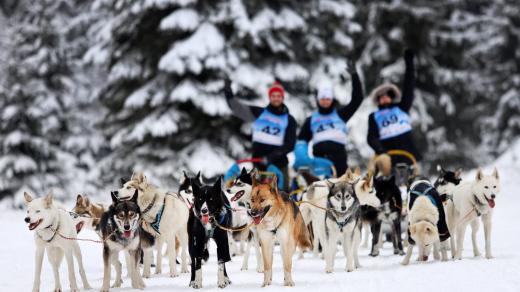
xmin=366 ymin=49 xmax=421 ymax=165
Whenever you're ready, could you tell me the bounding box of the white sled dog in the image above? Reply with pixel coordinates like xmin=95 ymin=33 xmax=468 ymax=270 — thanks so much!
xmin=225 ymin=167 xmax=263 ymax=272
xmin=24 ymin=192 xmax=92 ymax=292
xmin=449 ymin=168 xmax=500 ymax=260
xmin=117 ymin=172 xmax=190 ymax=277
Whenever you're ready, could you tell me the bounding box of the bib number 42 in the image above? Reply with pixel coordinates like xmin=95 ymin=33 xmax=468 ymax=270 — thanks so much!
xmin=261 ymin=126 xmax=281 ymax=136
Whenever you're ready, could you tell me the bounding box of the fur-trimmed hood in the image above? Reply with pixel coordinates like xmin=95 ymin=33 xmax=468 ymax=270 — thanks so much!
xmin=369 ymin=83 xmax=402 ymax=104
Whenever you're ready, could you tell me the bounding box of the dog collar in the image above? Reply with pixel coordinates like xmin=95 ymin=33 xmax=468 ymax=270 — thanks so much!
xmin=36 ymin=218 xmax=60 ymax=243
xmin=141 ymin=193 xmax=157 ymax=215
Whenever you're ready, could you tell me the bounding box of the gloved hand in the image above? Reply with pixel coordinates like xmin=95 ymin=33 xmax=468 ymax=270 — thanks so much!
xmin=293 ymin=140 xmax=311 ymax=170
xmin=346 ymin=59 xmax=357 ymax=75
xmin=404 ymin=48 xmax=415 ymax=65
xmin=223 ymin=78 xmax=233 ymax=99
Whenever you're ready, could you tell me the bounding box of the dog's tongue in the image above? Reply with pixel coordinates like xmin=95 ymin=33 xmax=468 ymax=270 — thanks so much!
xmin=201 ymin=214 xmax=209 ymax=225
xmin=486 ymin=198 xmax=496 ymax=208
xmin=253 ymin=217 xmax=262 ymax=225
xmin=76 ymin=222 xmax=84 ymax=234
xmin=123 ymin=230 xmax=132 ymax=238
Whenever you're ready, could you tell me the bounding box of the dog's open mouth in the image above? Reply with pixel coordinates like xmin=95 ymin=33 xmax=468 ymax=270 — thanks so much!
xmin=75 ymin=221 xmax=85 ymax=234
xmin=201 ymin=214 xmax=210 ymax=225
xmin=485 ymin=196 xmax=495 ymax=208
xmin=28 ymin=219 xmax=43 ymax=230
xmin=230 ymin=190 xmax=245 ymax=202
xmin=249 ymin=206 xmax=271 ymax=225
xmin=123 ymin=230 xmax=132 ymax=238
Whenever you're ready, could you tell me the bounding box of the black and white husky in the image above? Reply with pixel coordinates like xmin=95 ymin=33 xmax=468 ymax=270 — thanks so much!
xmin=360 ymin=176 xmax=404 ymax=256
xmin=324 ymin=181 xmax=362 ymax=273
xmin=189 ymin=177 xmax=233 ymax=289
xmin=99 ymin=191 xmax=154 ymax=291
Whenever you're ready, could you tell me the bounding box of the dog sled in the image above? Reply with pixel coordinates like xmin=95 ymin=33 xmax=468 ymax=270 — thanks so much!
xmin=224 ymin=158 xmax=285 ymax=190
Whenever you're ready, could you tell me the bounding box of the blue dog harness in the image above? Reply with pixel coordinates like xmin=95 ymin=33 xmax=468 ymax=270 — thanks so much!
xmin=410 ymin=181 xmax=437 ymax=207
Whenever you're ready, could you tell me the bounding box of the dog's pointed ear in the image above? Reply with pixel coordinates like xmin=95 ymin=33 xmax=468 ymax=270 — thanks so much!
xmin=24 ymin=192 xmax=33 ymax=205
xmin=213 ymin=176 xmax=223 ymax=192
xmin=363 ymin=173 xmax=373 ymax=191
xmin=270 ymin=175 xmax=278 ymax=193
xmin=251 ymin=169 xmax=259 ymax=188
xmin=76 ymin=194 xmax=83 ymax=205
xmin=340 ymin=168 xmax=353 ymax=182
xmin=240 ymin=167 xmax=248 ymax=176
xmin=191 ymin=181 xmax=201 ymax=196
xmin=492 ymin=167 xmax=499 ymax=180
xmin=120 ymin=177 xmax=128 ymax=187
xmin=476 ymin=168 xmax=484 ymax=181
xmin=354 ymin=166 xmax=361 ymax=177
xmin=44 ymin=192 xmax=53 ymax=208
xmin=196 ymin=171 xmax=201 ymax=182
xmin=130 ymin=189 xmax=139 ymax=203
xmin=437 ymin=164 xmax=444 ymax=174
xmin=389 ymin=175 xmax=396 ymax=184
xmin=111 ymin=191 xmax=119 ymax=204
xmin=455 ymin=168 xmax=463 ymax=179
xmin=133 ymin=172 xmax=146 ymax=184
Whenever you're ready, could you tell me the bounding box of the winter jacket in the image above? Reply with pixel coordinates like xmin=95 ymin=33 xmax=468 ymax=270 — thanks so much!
xmin=226 ymin=93 xmax=297 ymax=169
xmin=367 ymin=55 xmax=422 ymax=163
xmin=298 ymin=73 xmax=364 ymax=175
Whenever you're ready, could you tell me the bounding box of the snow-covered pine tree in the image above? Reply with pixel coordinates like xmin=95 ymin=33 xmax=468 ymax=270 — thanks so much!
xmin=86 ymin=0 xmax=361 ymax=186
xmin=0 ymin=0 xmax=72 ymax=202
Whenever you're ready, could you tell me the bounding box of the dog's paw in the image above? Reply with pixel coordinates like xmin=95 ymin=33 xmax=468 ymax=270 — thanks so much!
xmin=345 ymin=266 xmax=355 ymax=272
xmin=486 ymin=254 xmax=494 ymax=259
xmin=256 ymin=267 xmax=264 ymax=273
xmin=84 ymin=284 xmax=93 ymax=290
xmin=474 ymin=250 xmax=482 ymax=257
xmin=400 ymin=260 xmax=410 ymax=266
xmin=284 ymin=279 xmax=295 ymax=286
xmin=241 ymin=265 xmax=248 ymax=271
xmin=218 ymin=277 xmax=232 ymax=288
xmin=181 ymin=267 xmax=189 ymax=273
xmin=170 ymin=272 xmax=180 ymax=278
xmin=261 ymin=280 xmax=271 ymax=287
xmin=155 ymin=268 xmax=162 ymax=275
xmin=325 ymin=267 xmax=333 ymax=273
xmin=369 ymin=251 xmax=380 ymax=257
xmin=100 ymin=287 xmax=110 ymax=292
xmin=111 ymin=278 xmax=123 ymax=288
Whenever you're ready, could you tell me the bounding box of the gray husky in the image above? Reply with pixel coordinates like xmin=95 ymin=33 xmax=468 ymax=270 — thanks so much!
xmin=99 ymin=191 xmax=154 ymax=291
xmin=324 ymin=181 xmax=362 ymax=273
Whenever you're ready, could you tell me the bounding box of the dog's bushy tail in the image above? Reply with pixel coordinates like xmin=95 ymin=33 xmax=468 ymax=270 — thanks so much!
xmin=295 ymin=213 xmax=312 ymax=250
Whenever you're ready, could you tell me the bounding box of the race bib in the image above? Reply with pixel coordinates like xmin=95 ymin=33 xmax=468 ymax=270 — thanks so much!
xmin=310 ymin=110 xmax=348 ymax=144
xmin=374 ymin=106 xmax=412 ymax=140
xmin=252 ymin=109 xmax=288 ymax=146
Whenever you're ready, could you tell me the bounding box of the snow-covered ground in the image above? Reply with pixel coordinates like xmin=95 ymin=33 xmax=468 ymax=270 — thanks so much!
xmin=2 ymin=141 xmax=520 ymax=292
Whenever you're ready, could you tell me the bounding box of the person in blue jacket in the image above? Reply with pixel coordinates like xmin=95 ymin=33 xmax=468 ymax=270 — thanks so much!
xmin=295 ymin=60 xmax=363 ymax=177
xmin=224 ymin=80 xmax=297 ymax=190
xmin=367 ymin=49 xmax=421 ymax=166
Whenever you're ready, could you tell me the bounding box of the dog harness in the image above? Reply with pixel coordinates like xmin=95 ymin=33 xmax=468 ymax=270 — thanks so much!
xmin=36 ymin=218 xmax=60 ymax=243
xmin=409 ymin=180 xmax=437 ymax=207
xmin=310 ymin=109 xmax=348 ymax=144
xmin=252 ymin=109 xmax=288 ymax=146
xmin=374 ymin=106 xmax=412 ymax=140
xmin=149 ymin=193 xmax=176 ymax=235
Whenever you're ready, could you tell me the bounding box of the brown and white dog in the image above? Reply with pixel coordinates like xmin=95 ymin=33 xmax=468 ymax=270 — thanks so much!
xmin=249 ymin=175 xmax=312 ymax=287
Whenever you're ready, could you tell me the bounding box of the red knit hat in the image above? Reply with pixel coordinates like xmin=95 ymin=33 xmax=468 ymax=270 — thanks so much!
xmin=268 ymin=81 xmax=285 ymax=98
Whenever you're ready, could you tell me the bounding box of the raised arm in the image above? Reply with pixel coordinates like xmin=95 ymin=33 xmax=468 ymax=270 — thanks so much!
xmin=338 ymin=60 xmax=364 ymax=121
xmin=367 ymin=113 xmax=387 ymax=155
xmin=399 ymin=49 xmax=415 ymax=112
xmin=224 ymin=78 xmax=263 ymax=122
